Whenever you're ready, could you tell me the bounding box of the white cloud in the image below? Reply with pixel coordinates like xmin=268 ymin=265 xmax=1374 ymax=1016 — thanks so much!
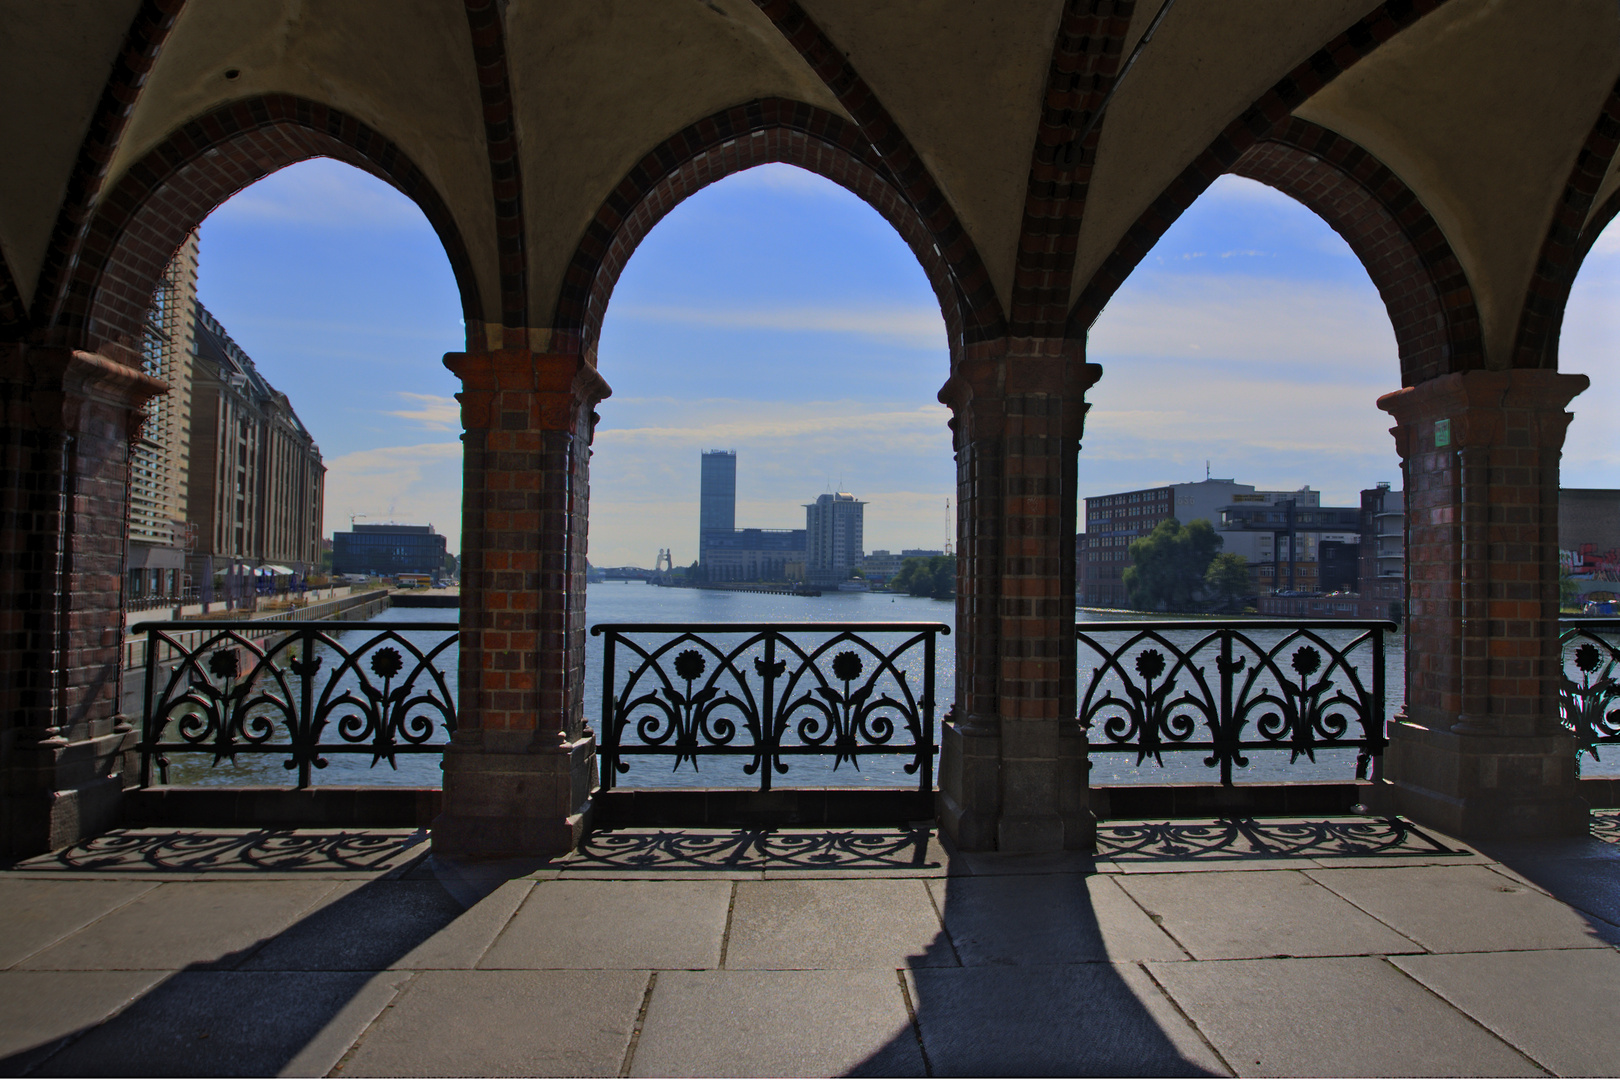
xmin=323 ymin=441 xmax=463 ymax=551
xmin=610 ymin=303 xmax=946 ymax=349
xmin=388 ymin=392 xmax=460 ymax=432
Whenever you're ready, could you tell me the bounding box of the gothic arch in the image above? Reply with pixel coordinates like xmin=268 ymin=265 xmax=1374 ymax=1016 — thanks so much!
xmin=552 ymin=98 xmax=1000 ymax=366
xmin=48 ymin=94 xmax=485 ymax=357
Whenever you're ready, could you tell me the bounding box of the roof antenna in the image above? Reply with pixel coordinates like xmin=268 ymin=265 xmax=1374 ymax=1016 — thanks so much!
xmin=1206 ymin=460 xmax=1210 ymax=480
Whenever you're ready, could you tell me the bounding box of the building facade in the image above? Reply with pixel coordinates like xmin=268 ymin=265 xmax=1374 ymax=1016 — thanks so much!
xmin=805 ymin=492 xmax=864 ymax=585
xmin=187 ymin=302 xmax=325 ymax=589
xmin=332 ymin=523 xmax=447 ymax=577
xmin=703 ymin=527 xmax=807 ymax=582
xmin=698 ymin=449 xmax=736 ymax=567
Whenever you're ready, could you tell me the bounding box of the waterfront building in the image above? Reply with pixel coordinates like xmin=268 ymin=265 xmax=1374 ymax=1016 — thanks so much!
xmin=805 ymin=492 xmax=865 ymax=585
xmin=187 ymin=302 xmax=325 ymax=589
xmin=858 ymin=548 xmax=944 ymax=584
xmin=702 ymin=527 xmax=807 ymax=582
xmin=698 ymin=449 xmax=736 ymax=568
xmin=332 ymin=523 xmax=448 ymax=577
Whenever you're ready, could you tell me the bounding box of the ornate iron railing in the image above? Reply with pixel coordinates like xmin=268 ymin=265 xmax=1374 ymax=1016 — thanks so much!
xmin=1077 ymin=620 xmax=1393 ymax=785
xmin=1559 ymin=619 xmax=1620 ymax=762
xmin=592 ymin=622 xmax=948 ymax=794
xmin=134 ymin=620 xmax=457 ymax=787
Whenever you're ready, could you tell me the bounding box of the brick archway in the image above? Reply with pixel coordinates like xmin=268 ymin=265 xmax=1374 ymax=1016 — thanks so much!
xmin=1230 ymin=119 xmax=1483 ymax=385
xmin=45 ymin=94 xmax=485 ymax=357
xmin=551 ymin=98 xmax=996 ymax=366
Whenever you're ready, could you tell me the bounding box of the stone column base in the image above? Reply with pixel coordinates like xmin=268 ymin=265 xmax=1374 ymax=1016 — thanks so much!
xmin=936 ymin=715 xmax=1095 ymax=852
xmin=1368 ymin=720 xmax=1587 ymax=839
xmin=1 ymin=725 xmax=134 ymax=856
xmin=433 ymin=732 xmax=597 ymax=858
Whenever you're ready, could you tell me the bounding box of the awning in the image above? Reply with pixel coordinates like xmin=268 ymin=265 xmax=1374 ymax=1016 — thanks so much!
xmin=255 ymin=565 xmax=296 ymax=575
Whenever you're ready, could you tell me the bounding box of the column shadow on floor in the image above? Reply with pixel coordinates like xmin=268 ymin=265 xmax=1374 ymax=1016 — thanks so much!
xmin=1474 ymin=808 xmax=1620 ymax=943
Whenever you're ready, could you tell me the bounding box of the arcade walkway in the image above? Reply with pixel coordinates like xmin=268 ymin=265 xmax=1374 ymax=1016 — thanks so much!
xmin=3 ymin=816 xmax=1619 ymax=1077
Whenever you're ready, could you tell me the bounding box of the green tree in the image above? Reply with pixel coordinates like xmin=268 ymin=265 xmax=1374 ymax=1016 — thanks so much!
xmin=892 ymin=555 xmax=956 ymax=599
xmin=1204 ymin=551 xmax=1251 ymax=612
xmin=1122 ymin=518 xmax=1222 ymax=612
xmin=1560 ymin=566 xmax=1581 ymax=611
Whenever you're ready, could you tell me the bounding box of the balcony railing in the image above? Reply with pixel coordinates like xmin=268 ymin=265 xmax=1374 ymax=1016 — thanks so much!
xmin=133 ymin=620 xmax=457 ymax=787
xmin=592 ymin=622 xmax=947 ymax=794
xmin=1077 ymin=620 xmax=1394 ymax=786
xmin=1559 ymin=619 xmax=1620 ymax=762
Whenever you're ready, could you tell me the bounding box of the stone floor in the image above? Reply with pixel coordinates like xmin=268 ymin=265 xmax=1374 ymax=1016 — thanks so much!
xmin=3 ymin=814 xmax=1620 ymax=1077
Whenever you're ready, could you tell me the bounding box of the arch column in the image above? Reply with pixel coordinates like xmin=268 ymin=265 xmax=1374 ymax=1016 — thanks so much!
xmin=1374 ymin=369 xmax=1589 ymax=839
xmin=937 ymin=339 xmax=1099 ymax=852
xmin=0 ymin=345 xmax=165 ymax=855
xmin=434 ymin=348 xmax=609 ymax=857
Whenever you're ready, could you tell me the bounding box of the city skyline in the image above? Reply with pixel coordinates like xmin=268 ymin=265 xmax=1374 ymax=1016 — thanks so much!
xmin=192 ymin=159 xmax=1620 ymax=566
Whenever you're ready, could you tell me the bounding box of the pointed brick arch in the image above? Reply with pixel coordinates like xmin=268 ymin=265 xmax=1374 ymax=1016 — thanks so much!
xmin=1231 ymin=118 xmax=1482 ymax=384
xmin=552 ymin=98 xmax=988 ymax=365
xmin=49 ymin=94 xmax=485 ymax=356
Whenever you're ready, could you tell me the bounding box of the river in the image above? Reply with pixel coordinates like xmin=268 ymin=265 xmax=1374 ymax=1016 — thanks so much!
xmin=158 ymin=583 xmax=1607 ymax=790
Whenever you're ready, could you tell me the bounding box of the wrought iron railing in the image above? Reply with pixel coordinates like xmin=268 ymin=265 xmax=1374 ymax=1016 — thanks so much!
xmin=591 ymin=622 xmax=948 ymax=794
xmin=1559 ymin=619 xmax=1620 ymax=762
xmin=133 ymin=620 xmax=457 ymax=787
xmin=1077 ymin=620 xmax=1393 ymax=785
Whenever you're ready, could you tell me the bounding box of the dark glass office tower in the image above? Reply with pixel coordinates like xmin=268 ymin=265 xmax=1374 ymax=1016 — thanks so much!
xmin=699 ymin=450 xmax=736 ymax=565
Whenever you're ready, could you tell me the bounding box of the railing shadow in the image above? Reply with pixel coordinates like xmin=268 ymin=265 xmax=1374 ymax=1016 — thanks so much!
xmin=1095 ymin=816 xmax=1463 ymax=863
xmin=561 ymin=826 xmax=939 ymax=872
xmin=6 ymin=828 xmax=426 ymax=874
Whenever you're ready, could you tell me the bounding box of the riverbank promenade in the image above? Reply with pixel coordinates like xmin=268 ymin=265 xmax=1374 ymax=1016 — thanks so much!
xmin=3 ymin=815 xmax=1618 ymax=1077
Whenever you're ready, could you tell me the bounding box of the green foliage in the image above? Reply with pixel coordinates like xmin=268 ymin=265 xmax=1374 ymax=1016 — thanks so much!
xmin=892 ymin=555 xmax=956 ymax=599
xmin=1122 ymin=518 xmax=1223 ymax=612
xmin=1204 ymin=551 xmax=1251 ymax=612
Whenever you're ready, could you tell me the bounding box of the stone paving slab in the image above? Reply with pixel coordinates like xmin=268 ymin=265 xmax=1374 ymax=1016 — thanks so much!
xmin=31 ymin=970 xmax=409 ymax=1078
xmin=4 ymin=829 xmax=427 ymax=878
xmin=1148 ymin=956 xmax=1545 ymax=1077
xmin=388 ymin=879 xmax=534 ymax=970
xmin=630 ymin=969 xmax=923 ymax=1077
xmin=1117 ymin=870 xmax=1421 ymax=960
xmin=0 ymin=879 xmax=157 ymax=968
xmin=479 ymin=879 xmax=731 ymax=970
xmin=906 ymin=963 xmax=1227 ymax=1076
xmin=930 ymin=873 xmax=1188 ymax=964
xmin=724 ymin=879 xmax=949 ymax=970
xmin=1392 ymin=949 xmax=1620 ymax=1077
xmin=17 ymin=880 xmax=342 ymax=971
xmin=0 ymin=971 xmax=165 ymax=1073
xmin=239 ymin=880 xmax=469 ymax=972
xmin=1306 ymin=864 xmax=1611 ymax=953
xmin=336 ymin=969 xmax=647 ymax=1077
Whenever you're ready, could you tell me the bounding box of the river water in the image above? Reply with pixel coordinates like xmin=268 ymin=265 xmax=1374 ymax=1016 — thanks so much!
xmin=158 ymin=583 xmax=1609 ymax=789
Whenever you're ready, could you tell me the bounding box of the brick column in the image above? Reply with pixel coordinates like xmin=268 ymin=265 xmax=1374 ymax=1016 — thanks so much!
xmin=0 ymin=345 xmax=165 ymax=855
xmin=936 ymin=339 xmax=1100 ymax=851
xmin=1374 ymin=369 xmax=1589 ymax=839
xmin=434 ymin=348 xmax=610 ymax=857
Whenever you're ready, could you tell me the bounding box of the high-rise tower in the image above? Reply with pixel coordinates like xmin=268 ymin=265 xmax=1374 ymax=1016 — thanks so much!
xmin=805 ymin=492 xmax=865 ymax=585
xmin=698 ymin=449 xmax=736 ymax=566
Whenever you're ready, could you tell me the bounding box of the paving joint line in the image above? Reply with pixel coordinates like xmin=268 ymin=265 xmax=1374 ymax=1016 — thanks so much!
xmin=327 ymin=968 xmax=419 ymax=1077
xmin=1107 ymin=874 xmax=1197 ymax=960
xmin=1374 ymin=954 xmax=1552 ymax=1076
xmin=895 ymin=967 xmax=933 ymax=1077
xmin=618 ymin=971 xmax=658 ymax=1078
xmin=920 ymin=878 xmax=963 ymax=966
xmin=1136 ymin=958 xmax=1236 ymax=1077
xmin=717 ymin=881 xmax=738 ymax=969
xmin=3 ymin=879 xmax=161 ymax=972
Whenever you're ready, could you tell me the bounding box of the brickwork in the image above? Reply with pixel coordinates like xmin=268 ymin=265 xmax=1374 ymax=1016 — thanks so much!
xmin=1067 ymin=0 xmax=1447 ymax=339
xmin=463 ymin=0 xmax=528 ymax=342
xmin=1513 ymin=74 xmax=1620 ymax=369
xmin=22 ymin=0 xmax=183 ymax=342
xmin=435 ymin=349 xmax=609 ymax=856
xmin=937 ymin=341 xmax=1099 ymax=851
xmin=1374 ymin=369 xmax=1589 ymax=837
xmin=47 ymin=95 xmax=484 ymax=356
xmin=0 ymin=345 xmax=165 ymax=854
xmin=1232 ymin=118 xmax=1481 ymax=384
xmin=1010 ymin=1 xmax=1134 ymax=338
xmin=554 ymin=98 xmax=977 ymax=364
xmin=749 ymin=0 xmax=1007 ymax=344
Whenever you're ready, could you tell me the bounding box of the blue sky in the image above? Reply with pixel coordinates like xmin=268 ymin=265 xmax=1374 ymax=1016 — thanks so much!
xmin=197 ymin=159 xmax=1620 ymax=565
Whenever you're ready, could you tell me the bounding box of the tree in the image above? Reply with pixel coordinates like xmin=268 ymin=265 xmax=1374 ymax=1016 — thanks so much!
xmin=1205 ymin=551 xmax=1251 ymax=612
xmin=1122 ymin=518 xmax=1222 ymax=612
xmin=892 ymin=555 xmax=956 ymax=599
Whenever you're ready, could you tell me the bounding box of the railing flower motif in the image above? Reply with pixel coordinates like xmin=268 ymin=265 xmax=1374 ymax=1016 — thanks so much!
xmin=594 ymin=622 xmax=946 ymax=794
xmin=136 ymin=621 xmax=457 ymax=787
xmin=1079 ymin=621 xmax=1390 ymax=786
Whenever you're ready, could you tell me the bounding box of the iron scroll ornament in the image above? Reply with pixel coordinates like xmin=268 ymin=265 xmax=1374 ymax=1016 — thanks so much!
xmin=135 ymin=621 xmax=457 ymax=787
xmin=592 ymin=622 xmax=947 ymax=794
xmin=1077 ymin=620 xmax=1392 ymax=785
xmin=1558 ymin=620 xmax=1620 ymax=763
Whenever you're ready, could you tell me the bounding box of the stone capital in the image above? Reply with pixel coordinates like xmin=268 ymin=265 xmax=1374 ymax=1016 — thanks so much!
xmin=937 ymin=338 xmax=1101 ymax=441
xmin=1378 ymin=368 xmax=1588 ymax=459
xmin=0 ymin=344 xmax=168 ymax=433
xmin=444 ymin=349 xmax=612 ymax=433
